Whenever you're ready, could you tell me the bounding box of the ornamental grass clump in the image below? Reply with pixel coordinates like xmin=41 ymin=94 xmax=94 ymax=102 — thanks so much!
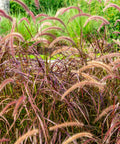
xmin=0 ymin=0 xmax=120 ymax=143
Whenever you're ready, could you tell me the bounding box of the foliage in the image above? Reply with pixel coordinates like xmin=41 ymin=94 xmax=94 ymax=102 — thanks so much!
xmin=10 ymin=0 xmax=68 ymax=15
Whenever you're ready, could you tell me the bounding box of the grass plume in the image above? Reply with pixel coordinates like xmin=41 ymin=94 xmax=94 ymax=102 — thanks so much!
xmin=48 ymin=36 xmax=76 ymax=48
xmin=94 ymin=103 xmax=119 ymax=123
xmin=84 ymin=15 xmax=110 ymax=27
xmin=49 ymin=121 xmax=84 ymax=131
xmin=103 ymin=3 xmax=120 ymax=12
xmin=61 ymin=80 xmax=105 ymax=100
xmin=14 ymin=129 xmax=38 ymax=144
xmin=0 ymin=78 xmax=14 ymax=92
xmin=62 ymin=132 xmax=93 ymax=144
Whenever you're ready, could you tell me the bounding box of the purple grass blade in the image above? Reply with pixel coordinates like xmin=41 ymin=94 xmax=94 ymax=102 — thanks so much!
xmin=0 ymin=100 xmax=16 ymax=116
xmin=0 ymin=138 xmax=10 ymax=142
xmin=61 ymin=6 xmax=83 ymax=15
xmin=114 ymin=19 xmax=120 ymax=26
xmin=29 ymin=11 xmax=36 ymax=24
xmin=34 ymin=0 xmax=40 ymax=9
xmin=38 ymin=17 xmax=66 ymax=28
xmin=19 ymin=17 xmax=30 ymax=25
xmin=0 ymin=10 xmax=13 ymax=21
xmin=35 ymin=13 xmax=49 ymax=19
xmin=34 ymin=32 xmax=56 ymax=40
xmin=13 ymin=95 xmax=26 ymax=120
xmin=13 ymin=0 xmax=30 ymax=12
xmin=103 ymin=3 xmax=120 ymax=12
xmin=0 ymin=32 xmax=24 ymax=44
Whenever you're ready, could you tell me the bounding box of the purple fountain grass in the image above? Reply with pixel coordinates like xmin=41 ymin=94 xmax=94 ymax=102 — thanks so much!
xmin=13 ymin=0 xmax=36 ymax=23
xmin=112 ymin=39 xmax=120 ymax=46
xmin=61 ymin=6 xmax=83 ymax=15
xmin=113 ymin=63 xmax=120 ymax=70
xmin=38 ymin=22 xmax=52 ymax=32
xmin=35 ymin=13 xmax=49 ymax=19
xmin=104 ymin=0 xmax=110 ymax=5
xmin=38 ymin=17 xmax=66 ymax=28
xmin=28 ymin=11 xmax=36 ymax=24
xmin=13 ymin=95 xmax=26 ymax=120
xmin=0 ymin=100 xmax=16 ymax=116
xmin=30 ymin=39 xmax=50 ymax=51
xmin=49 ymin=121 xmax=84 ymax=131
xmin=51 ymin=46 xmax=79 ymax=57
xmin=103 ymin=122 xmax=120 ymax=144
xmin=87 ymin=61 xmax=113 ymax=75
xmin=73 ymin=60 xmax=113 ymax=75
xmin=114 ymin=19 xmax=120 ymax=26
xmin=0 ymin=10 xmax=13 ymax=21
xmin=14 ymin=129 xmax=39 ymax=144
xmin=97 ymin=22 xmax=106 ymax=32
xmin=48 ymin=36 xmax=76 ymax=48
xmin=111 ymin=58 xmax=120 ymax=65
xmin=0 ymin=1 xmax=120 ymax=143
xmin=40 ymin=26 xmax=64 ymax=33
xmin=117 ymin=139 xmax=120 ymax=144
xmin=103 ymin=3 xmax=120 ymax=12
xmin=19 ymin=17 xmax=30 ymax=25
xmin=88 ymin=0 xmax=92 ymax=4
xmin=34 ymin=0 xmax=40 ymax=9
xmin=9 ymin=18 xmax=17 ymax=57
xmin=62 ymin=132 xmax=93 ymax=144
xmin=0 ymin=78 xmax=14 ymax=92
xmin=68 ymin=13 xmax=91 ymax=23
xmin=34 ymin=32 xmax=56 ymax=40
xmin=24 ymin=82 xmax=49 ymax=143
xmin=96 ymin=52 xmax=120 ymax=61
xmin=61 ymin=80 xmax=105 ymax=100
xmin=0 ymin=32 xmax=24 ymax=44
xmin=0 ymin=138 xmax=10 ymax=143
xmin=101 ymin=74 xmax=120 ymax=82
xmin=113 ymin=31 xmax=120 ymax=34
xmin=55 ymin=7 xmax=66 ymax=17
xmin=94 ymin=103 xmax=119 ymax=123
xmin=13 ymin=0 xmax=30 ymax=13
xmin=84 ymin=15 xmax=110 ymax=27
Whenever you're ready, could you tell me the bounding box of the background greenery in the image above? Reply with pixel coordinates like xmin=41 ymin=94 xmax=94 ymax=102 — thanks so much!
xmin=10 ymin=0 xmax=69 ymax=15
xmin=1 ymin=0 xmax=119 ymax=41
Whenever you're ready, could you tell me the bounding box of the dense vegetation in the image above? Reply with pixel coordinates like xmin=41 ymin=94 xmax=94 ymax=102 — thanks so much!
xmin=0 ymin=0 xmax=120 ymax=143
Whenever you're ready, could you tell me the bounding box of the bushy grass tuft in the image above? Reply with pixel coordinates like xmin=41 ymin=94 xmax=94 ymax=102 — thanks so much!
xmin=0 ymin=0 xmax=120 ymax=143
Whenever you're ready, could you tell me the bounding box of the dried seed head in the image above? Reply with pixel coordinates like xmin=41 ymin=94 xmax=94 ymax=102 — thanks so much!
xmin=61 ymin=80 xmax=105 ymax=100
xmin=94 ymin=103 xmax=119 ymax=123
xmin=14 ymin=129 xmax=38 ymax=144
xmin=62 ymin=132 xmax=93 ymax=144
xmin=49 ymin=121 xmax=84 ymax=131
